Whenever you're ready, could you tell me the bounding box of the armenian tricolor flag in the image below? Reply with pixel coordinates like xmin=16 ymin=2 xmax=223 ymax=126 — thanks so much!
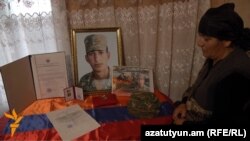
xmin=0 ymin=90 xmax=173 ymax=140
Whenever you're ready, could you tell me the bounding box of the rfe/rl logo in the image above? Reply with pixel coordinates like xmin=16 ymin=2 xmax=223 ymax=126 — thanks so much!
xmin=4 ymin=109 xmax=23 ymax=137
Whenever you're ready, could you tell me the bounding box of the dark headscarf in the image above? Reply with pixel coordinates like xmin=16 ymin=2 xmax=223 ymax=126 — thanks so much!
xmin=198 ymin=3 xmax=250 ymax=51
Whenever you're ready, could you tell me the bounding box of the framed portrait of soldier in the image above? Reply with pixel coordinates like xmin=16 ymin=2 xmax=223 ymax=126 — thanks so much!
xmin=70 ymin=27 xmax=124 ymax=94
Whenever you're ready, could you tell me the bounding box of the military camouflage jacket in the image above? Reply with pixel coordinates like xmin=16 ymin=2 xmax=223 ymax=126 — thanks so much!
xmin=79 ymin=71 xmax=112 ymax=92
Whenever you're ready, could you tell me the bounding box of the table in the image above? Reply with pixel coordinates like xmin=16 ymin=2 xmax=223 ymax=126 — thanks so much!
xmin=0 ymin=90 xmax=174 ymax=140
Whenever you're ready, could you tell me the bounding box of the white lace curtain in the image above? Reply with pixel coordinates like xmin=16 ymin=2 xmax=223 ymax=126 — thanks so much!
xmin=0 ymin=0 xmax=70 ymax=115
xmin=67 ymin=0 xmax=209 ymax=102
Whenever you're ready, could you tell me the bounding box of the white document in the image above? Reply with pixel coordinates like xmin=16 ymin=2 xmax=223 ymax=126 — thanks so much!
xmin=31 ymin=52 xmax=68 ymax=99
xmin=46 ymin=104 xmax=100 ymax=141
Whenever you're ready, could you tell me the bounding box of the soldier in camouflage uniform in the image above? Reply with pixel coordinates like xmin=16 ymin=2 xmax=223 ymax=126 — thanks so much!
xmin=78 ymin=34 xmax=112 ymax=92
xmin=135 ymin=73 xmax=150 ymax=92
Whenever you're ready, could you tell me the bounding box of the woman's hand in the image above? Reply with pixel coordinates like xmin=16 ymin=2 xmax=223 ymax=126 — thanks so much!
xmin=172 ymin=103 xmax=187 ymax=125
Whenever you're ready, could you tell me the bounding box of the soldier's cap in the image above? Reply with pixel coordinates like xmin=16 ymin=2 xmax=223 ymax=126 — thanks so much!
xmin=84 ymin=34 xmax=108 ymax=54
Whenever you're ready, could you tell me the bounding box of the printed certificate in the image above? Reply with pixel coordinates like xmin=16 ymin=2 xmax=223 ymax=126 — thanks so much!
xmin=46 ymin=104 xmax=100 ymax=140
xmin=31 ymin=52 xmax=68 ymax=99
xmin=1 ymin=52 xmax=69 ymax=113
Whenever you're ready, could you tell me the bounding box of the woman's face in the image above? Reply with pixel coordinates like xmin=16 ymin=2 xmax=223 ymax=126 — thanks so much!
xmin=197 ymin=33 xmax=229 ymax=60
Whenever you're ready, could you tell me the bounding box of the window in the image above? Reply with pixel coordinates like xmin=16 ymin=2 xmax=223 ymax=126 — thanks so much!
xmin=4 ymin=0 xmax=51 ymax=16
xmin=0 ymin=0 xmax=57 ymax=116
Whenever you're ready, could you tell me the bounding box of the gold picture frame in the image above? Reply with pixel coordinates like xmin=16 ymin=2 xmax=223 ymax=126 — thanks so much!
xmin=70 ymin=27 xmax=124 ymax=94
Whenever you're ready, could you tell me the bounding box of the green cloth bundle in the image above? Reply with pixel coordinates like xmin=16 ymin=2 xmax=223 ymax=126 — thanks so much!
xmin=127 ymin=92 xmax=161 ymax=119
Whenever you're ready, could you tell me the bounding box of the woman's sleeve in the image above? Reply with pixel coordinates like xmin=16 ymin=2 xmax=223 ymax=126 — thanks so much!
xmin=212 ymin=73 xmax=250 ymax=124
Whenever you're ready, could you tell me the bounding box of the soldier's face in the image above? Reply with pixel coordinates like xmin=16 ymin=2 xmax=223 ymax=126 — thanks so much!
xmin=138 ymin=75 xmax=145 ymax=88
xmin=85 ymin=50 xmax=110 ymax=72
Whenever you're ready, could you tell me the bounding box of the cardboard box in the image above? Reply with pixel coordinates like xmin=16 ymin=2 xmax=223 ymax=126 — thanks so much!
xmin=0 ymin=52 xmax=68 ymax=113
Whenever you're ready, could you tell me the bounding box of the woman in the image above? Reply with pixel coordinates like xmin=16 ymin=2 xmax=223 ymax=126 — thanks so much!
xmin=173 ymin=3 xmax=250 ymax=125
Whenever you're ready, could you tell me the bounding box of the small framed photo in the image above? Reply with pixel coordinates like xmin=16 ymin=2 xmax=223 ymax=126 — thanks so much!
xmin=64 ymin=87 xmax=75 ymax=101
xmin=64 ymin=86 xmax=84 ymax=101
xmin=70 ymin=27 xmax=124 ymax=94
xmin=112 ymin=66 xmax=154 ymax=95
